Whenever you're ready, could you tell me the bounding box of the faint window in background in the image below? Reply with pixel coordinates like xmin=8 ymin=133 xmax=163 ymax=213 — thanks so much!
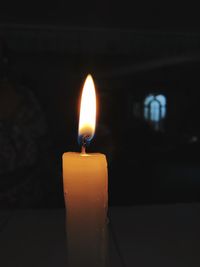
xmin=144 ymin=94 xmax=166 ymax=131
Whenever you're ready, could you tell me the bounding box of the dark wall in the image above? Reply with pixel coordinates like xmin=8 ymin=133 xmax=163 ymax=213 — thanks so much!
xmin=1 ymin=0 xmax=200 ymax=31
xmin=1 ymin=24 xmax=200 ymax=207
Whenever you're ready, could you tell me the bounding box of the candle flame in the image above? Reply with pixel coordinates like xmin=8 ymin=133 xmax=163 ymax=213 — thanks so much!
xmin=78 ymin=74 xmax=96 ymax=143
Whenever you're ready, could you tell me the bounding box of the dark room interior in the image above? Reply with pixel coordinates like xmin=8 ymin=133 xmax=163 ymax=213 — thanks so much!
xmin=1 ymin=1 xmax=200 ymax=266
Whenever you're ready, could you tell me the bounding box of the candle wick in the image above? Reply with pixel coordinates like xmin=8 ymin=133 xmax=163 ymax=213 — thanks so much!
xmin=81 ymin=135 xmax=87 ymax=154
xmin=81 ymin=145 xmax=86 ymax=154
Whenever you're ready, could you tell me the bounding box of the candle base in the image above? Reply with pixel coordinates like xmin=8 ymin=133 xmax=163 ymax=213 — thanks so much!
xmin=65 ymin=215 xmax=109 ymax=267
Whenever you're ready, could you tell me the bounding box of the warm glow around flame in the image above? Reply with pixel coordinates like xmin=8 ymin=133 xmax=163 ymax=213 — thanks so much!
xmin=78 ymin=74 xmax=96 ymax=140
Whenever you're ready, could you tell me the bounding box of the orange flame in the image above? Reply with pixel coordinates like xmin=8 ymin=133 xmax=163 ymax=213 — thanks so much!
xmin=78 ymin=74 xmax=96 ymax=140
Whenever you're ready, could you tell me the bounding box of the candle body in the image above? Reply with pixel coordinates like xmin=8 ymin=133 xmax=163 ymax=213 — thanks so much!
xmin=62 ymin=152 xmax=108 ymax=267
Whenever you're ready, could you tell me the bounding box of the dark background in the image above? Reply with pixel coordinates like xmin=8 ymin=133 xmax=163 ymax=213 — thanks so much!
xmin=1 ymin=0 xmax=200 ymax=207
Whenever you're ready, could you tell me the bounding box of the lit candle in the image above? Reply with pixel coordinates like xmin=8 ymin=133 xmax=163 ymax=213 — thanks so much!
xmin=62 ymin=74 xmax=108 ymax=267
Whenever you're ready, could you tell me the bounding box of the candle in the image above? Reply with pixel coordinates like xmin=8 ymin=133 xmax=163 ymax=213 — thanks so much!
xmin=62 ymin=75 xmax=108 ymax=267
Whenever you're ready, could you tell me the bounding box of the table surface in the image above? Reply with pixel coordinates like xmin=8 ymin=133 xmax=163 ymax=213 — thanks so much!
xmin=1 ymin=203 xmax=200 ymax=267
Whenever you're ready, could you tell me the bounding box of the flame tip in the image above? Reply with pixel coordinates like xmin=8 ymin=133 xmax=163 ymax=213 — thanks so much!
xmin=86 ymin=74 xmax=94 ymax=80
